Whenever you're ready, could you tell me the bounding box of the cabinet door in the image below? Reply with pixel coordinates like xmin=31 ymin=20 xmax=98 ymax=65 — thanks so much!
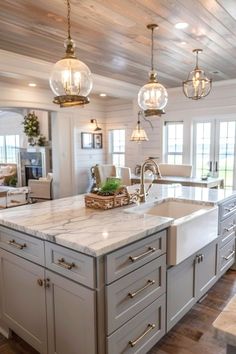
xmin=46 ymin=270 xmax=96 ymax=354
xmin=167 ymin=254 xmax=196 ymax=331
xmin=195 ymin=240 xmax=218 ymax=300
xmin=0 ymin=248 xmax=47 ymax=353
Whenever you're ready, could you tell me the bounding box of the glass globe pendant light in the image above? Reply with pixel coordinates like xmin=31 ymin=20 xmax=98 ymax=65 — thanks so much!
xmin=183 ymin=49 xmax=212 ymax=100
xmin=130 ymin=111 xmax=149 ymax=143
xmin=49 ymin=0 xmax=93 ymax=107
xmin=138 ymin=24 xmax=168 ymax=117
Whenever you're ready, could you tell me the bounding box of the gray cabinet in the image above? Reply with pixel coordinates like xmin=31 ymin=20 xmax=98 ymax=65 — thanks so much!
xmin=0 ymin=240 xmax=97 ymax=354
xmin=218 ymin=198 xmax=236 ymax=271
xmin=195 ymin=239 xmax=218 ymax=300
xmin=46 ymin=270 xmax=96 ymax=354
xmin=0 ymin=248 xmax=47 ymax=353
xmin=105 ymin=231 xmax=167 ymax=353
xmin=107 ymin=295 xmax=165 ymax=354
xmin=167 ymin=239 xmax=218 ymax=331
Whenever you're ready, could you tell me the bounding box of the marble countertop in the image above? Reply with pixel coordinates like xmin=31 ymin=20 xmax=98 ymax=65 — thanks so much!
xmin=0 ymin=184 xmax=235 ymax=257
xmin=213 ymin=295 xmax=236 ymax=347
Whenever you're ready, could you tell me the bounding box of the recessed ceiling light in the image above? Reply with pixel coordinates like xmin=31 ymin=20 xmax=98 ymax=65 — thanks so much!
xmin=175 ymin=22 xmax=189 ymax=29
xmin=28 ymin=83 xmax=37 ymax=87
xmin=99 ymin=93 xmax=107 ymax=97
xmin=181 ymin=41 xmax=187 ymax=45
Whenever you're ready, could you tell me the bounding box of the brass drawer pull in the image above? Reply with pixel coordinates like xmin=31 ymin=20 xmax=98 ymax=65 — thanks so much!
xmin=8 ymin=239 xmax=27 ymax=250
xmin=129 ymin=247 xmax=156 ymax=262
xmin=224 ymin=224 xmax=235 ymax=232
xmin=37 ymin=278 xmax=50 ymax=288
xmin=128 ymin=280 xmax=155 ymax=299
xmin=223 ymin=250 xmax=235 ymax=261
xmin=129 ymin=323 xmax=155 ymax=347
xmin=57 ymin=257 xmax=75 ymax=270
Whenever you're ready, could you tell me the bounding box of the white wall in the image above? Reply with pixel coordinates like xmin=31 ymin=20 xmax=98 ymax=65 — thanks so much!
xmin=1 ymin=77 xmax=236 ymax=198
xmin=105 ymin=79 xmax=236 ymax=171
xmin=0 ymin=110 xmax=27 ymax=149
xmin=51 ymin=101 xmax=106 ymax=198
xmin=0 ymin=81 xmax=107 ymax=198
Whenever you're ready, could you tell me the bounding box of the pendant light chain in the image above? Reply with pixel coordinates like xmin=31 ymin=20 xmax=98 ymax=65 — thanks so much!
xmin=195 ymin=50 xmax=199 ymax=69
xmin=66 ymin=0 xmax=71 ymax=40
xmin=151 ymin=26 xmax=154 ymax=71
xmin=49 ymin=0 xmax=93 ymax=107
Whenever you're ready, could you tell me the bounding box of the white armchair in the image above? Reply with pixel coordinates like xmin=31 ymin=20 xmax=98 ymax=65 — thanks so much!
xmin=93 ymin=165 xmax=131 ymax=187
xmin=28 ymin=174 xmax=53 ymax=200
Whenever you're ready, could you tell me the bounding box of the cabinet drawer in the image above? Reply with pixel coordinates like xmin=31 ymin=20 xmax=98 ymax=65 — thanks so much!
xmin=0 ymin=226 xmax=44 ymax=265
xmin=219 ymin=214 xmax=236 ymax=248
xmin=219 ymin=197 xmax=236 ymax=220
xmin=219 ymin=237 xmax=235 ymax=275
xmin=106 ymin=230 xmax=166 ymax=284
xmin=106 ymin=255 xmax=166 ymax=335
xmin=107 ymin=294 xmax=165 ymax=354
xmin=45 ymin=242 xmax=95 ymax=288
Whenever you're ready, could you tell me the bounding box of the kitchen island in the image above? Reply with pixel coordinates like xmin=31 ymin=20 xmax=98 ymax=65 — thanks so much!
xmin=0 ymin=184 xmax=235 ymax=354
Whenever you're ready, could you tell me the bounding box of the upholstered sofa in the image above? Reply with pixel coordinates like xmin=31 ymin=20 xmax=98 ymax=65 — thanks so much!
xmin=0 ymin=163 xmax=17 ymax=185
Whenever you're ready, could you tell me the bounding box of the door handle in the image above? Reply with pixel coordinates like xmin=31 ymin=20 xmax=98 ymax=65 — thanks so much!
xmin=215 ymin=161 xmax=218 ymax=172
xmin=209 ymin=161 xmax=212 ymax=172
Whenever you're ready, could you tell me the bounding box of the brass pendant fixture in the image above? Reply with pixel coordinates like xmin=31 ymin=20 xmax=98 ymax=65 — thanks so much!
xmin=130 ymin=111 xmax=149 ymax=143
xmin=49 ymin=0 xmax=93 ymax=107
xmin=138 ymin=24 xmax=168 ymax=117
xmin=183 ymin=49 xmax=212 ymax=100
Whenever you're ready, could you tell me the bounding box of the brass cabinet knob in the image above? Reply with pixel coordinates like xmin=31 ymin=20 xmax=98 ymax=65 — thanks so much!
xmin=37 ymin=279 xmax=43 ymax=287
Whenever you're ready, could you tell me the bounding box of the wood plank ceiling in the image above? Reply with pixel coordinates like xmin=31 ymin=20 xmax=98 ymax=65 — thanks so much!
xmin=0 ymin=0 xmax=236 ymax=88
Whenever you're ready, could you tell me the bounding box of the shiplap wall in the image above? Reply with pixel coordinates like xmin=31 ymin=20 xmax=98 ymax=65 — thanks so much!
xmin=1 ymin=78 xmax=236 ymax=197
xmin=106 ymin=79 xmax=236 ymax=171
xmin=104 ymin=98 xmax=163 ymax=171
xmin=0 ymin=82 xmax=107 ymax=198
xmin=52 ymin=100 xmax=106 ymax=198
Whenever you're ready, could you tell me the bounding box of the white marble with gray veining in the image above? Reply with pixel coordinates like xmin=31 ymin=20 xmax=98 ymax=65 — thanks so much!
xmin=0 ymin=184 xmax=235 ymax=256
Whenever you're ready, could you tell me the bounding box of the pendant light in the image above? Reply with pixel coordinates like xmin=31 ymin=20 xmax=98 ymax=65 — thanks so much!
xmin=138 ymin=24 xmax=168 ymax=117
xmin=49 ymin=0 xmax=93 ymax=107
xmin=130 ymin=111 xmax=149 ymax=143
xmin=183 ymin=49 xmax=212 ymax=100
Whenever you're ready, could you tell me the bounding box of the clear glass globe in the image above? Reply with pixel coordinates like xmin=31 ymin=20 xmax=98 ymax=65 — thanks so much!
xmin=138 ymin=81 xmax=168 ymax=111
xmin=49 ymin=57 xmax=93 ymax=97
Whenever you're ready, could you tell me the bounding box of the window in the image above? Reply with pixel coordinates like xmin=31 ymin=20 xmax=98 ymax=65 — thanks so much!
xmin=193 ymin=119 xmax=236 ymax=189
xmin=164 ymin=122 xmax=183 ymax=164
xmin=193 ymin=122 xmax=212 ymax=178
xmin=218 ymin=121 xmax=236 ymax=189
xmin=0 ymin=135 xmax=20 ymax=163
xmin=109 ymin=129 xmax=125 ymax=167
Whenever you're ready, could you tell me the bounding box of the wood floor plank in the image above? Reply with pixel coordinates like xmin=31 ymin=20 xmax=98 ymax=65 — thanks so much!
xmin=0 ymin=270 xmax=235 ymax=354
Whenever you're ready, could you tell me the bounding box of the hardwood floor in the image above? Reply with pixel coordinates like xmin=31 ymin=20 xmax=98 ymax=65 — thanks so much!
xmin=0 ymin=270 xmax=235 ymax=354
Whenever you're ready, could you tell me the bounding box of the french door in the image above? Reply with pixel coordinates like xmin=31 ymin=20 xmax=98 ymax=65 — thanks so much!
xmin=193 ymin=119 xmax=236 ymax=189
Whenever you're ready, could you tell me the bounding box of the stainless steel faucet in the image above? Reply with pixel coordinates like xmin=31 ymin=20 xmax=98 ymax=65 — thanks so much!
xmin=139 ymin=158 xmax=162 ymax=202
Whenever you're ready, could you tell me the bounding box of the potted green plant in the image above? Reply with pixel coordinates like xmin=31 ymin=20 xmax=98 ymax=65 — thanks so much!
xmin=22 ymin=111 xmax=40 ymax=146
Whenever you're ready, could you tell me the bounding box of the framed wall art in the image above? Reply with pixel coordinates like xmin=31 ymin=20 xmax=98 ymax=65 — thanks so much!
xmin=81 ymin=132 xmax=93 ymax=149
xmin=93 ymin=133 xmax=103 ymax=149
